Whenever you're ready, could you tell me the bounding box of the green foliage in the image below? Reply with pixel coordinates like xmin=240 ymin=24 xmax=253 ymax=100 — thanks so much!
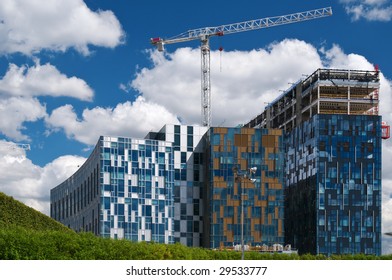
xmin=0 ymin=192 xmax=72 ymax=232
xmin=2 ymin=227 xmax=392 ymax=260
xmin=1 ymin=192 xmax=392 ymax=260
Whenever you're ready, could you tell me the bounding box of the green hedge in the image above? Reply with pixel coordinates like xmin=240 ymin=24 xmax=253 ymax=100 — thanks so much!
xmin=1 ymin=227 xmax=391 ymax=260
xmin=1 ymin=192 xmax=391 ymax=260
xmin=0 ymin=192 xmax=71 ymax=232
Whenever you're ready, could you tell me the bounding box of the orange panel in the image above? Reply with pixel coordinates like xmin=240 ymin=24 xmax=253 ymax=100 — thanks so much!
xmin=278 ymin=220 xmax=282 ymax=235
xmin=214 ymin=158 xmax=220 ymax=169
xmin=216 ymin=127 xmax=228 ymax=134
xmin=234 ymin=134 xmax=241 ymax=147
xmin=227 ymin=231 xmax=233 ymax=242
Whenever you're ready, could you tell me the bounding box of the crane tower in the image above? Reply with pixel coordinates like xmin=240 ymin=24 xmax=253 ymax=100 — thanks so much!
xmin=151 ymin=7 xmax=332 ymax=127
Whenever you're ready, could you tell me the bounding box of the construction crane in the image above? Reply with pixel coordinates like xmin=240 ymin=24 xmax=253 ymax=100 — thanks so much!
xmin=0 ymin=142 xmax=31 ymax=151
xmin=151 ymin=7 xmax=333 ymax=127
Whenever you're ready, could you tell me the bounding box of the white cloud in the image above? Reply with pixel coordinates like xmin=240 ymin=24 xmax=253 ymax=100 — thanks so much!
xmin=0 ymin=97 xmax=47 ymax=141
xmin=0 ymin=0 xmax=124 ymax=55
xmin=340 ymin=0 xmax=392 ymax=21
xmin=0 ymin=60 xmax=94 ymax=141
xmin=0 ymin=140 xmax=86 ymax=214
xmin=0 ymin=61 xmax=94 ymax=101
xmin=45 ymin=96 xmax=180 ymax=145
xmin=131 ymin=39 xmax=322 ymax=126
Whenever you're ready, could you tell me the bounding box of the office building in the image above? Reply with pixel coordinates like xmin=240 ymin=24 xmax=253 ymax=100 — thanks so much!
xmin=51 ymin=136 xmax=175 ymax=243
xmin=51 ymin=68 xmax=386 ymax=255
xmin=245 ymin=68 xmax=383 ymax=255
xmin=205 ymin=127 xmax=285 ymax=249
xmin=146 ymin=125 xmax=208 ymax=246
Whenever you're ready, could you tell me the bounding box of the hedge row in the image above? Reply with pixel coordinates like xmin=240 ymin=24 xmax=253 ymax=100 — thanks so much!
xmin=0 ymin=192 xmax=71 ymax=233
xmin=1 ymin=227 xmax=391 ymax=260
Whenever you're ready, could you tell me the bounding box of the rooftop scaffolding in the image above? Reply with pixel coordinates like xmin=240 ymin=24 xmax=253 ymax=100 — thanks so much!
xmin=245 ymin=68 xmax=380 ymax=131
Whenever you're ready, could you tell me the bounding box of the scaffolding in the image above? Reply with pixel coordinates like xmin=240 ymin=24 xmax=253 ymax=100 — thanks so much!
xmin=245 ymin=68 xmax=380 ymax=131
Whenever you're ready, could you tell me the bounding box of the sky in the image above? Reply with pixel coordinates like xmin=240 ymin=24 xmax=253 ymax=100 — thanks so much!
xmin=0 ymin=0 xmax=392 ymax=254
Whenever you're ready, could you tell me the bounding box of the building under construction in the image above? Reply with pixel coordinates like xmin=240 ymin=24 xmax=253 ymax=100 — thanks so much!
xmin=246 ymin=68 xmax=385 ymax=255
xmin=50 ymin=68 xmax=387 ymax=256
xmin=246 ymin=68 xmax=380 ymax=131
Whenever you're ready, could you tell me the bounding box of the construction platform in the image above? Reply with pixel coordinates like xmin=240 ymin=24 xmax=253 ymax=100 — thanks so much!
xmin=245 ymin=68 xmax=380 ymax=131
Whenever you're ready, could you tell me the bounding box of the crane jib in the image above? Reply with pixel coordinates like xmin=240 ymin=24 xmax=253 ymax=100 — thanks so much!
xmin=150 ymin=6 xmax=333 ymax=127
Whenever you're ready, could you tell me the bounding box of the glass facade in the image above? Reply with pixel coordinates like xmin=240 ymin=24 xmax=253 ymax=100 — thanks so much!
xmin=51 ymin=136 xmax=175 ymax=244
xmin=50 ymin=67 xmax=384 ymax=256
xmin=285 ymin=114 xmax=382 ymax=255
xmin=206 ymin=127 xmax=285 ymax=249
xmin=50 ymin=112 xmax=382 ymax=255
xmin=146 ymin=125 xmax=208 ymax=247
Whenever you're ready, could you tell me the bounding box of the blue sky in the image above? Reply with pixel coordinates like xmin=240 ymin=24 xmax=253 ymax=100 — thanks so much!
xmin=1 ymin=0 xmax=392 ymax=253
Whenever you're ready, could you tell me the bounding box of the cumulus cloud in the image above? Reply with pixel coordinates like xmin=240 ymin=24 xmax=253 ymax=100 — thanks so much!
xmin=340 ymin=0 xmax=392 ymax=21
xmin=0 ymin=60 xmax=94 ymax=141
xmin=0 ymin=0 xmax=124 ymax=55
xmin=0 ymin=140 xmax=86 ymax=214
xmin=45 ymin=96 xmax=180 ymax=145
xmin=0 ymin=97 xmax=47 ymax=141
xmin=0 ymin=61 xmax=94 ymax=101
xmin=131 ymin=39 xmax=322 ymax=126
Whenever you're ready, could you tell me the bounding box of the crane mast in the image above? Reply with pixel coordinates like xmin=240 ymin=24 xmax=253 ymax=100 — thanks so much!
xmin=151 ymin=7 xmax=332 ymax=127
